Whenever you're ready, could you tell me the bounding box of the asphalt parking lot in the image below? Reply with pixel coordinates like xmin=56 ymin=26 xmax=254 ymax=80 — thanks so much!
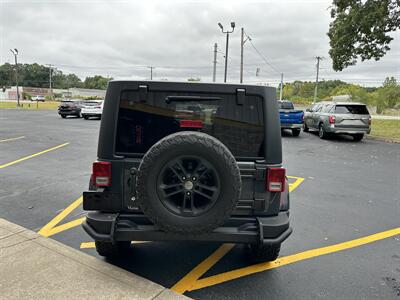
xmin=0 ymin=109 xmax=399 ymax=299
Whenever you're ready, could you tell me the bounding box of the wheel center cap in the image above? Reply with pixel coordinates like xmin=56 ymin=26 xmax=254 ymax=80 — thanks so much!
xmin=184 ymin=181 xmax=194 ymax=190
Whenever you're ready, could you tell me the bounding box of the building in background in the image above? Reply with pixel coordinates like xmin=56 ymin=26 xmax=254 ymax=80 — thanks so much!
xmin=0 ymin=86 xmax=106 ymax=100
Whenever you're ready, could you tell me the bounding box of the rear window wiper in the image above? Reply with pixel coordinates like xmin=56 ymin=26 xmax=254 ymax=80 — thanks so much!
xmin=165 ymin=95 xmax=221 ymax=104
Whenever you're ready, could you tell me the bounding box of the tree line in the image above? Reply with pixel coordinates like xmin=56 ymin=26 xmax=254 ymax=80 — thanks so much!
xmin=281 ymin=77 xmax=400 ymax=113
xmin=0 ymin=63 xmax=112 ymax=90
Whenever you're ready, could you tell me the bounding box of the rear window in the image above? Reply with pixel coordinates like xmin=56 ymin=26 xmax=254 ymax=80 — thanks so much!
xmin=115 ymin=90 xmax=265 ymax=159
xmin=335 ymin=105 xmax=369 ymax=114
xmin=83 ymin=101 xmax=100 ymax=106
xmin=278 ymin=101 xmax=294 ymax=110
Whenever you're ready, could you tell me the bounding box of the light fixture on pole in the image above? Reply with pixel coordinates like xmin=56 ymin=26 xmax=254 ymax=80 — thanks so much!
xmin=10 ymin=48 xmax=20 ymax=106
xmin=218 ymin=22 xmax=235 ymax=83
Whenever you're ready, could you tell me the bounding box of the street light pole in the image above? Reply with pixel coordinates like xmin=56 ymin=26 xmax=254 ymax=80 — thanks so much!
xmin=218 ymin=22 xmax=235 ymax=83
xmin=10 ymin=49 xmax=20 ymax=106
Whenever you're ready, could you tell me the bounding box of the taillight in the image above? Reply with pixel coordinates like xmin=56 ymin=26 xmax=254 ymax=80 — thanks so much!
xmin=368 ymin=118 xmax=371 ymax=125
xmin=302 ymin=114 xmax=304 ymax=122
xmin=93 ymin=161 xmax=111 ymax=187
xmin=329 ymin=115 xmax=335 ymax=124
xmin=266 ymin=168 xmax=286 ymax=192
xmin=180 ymin=120 xmax=203 ymax=129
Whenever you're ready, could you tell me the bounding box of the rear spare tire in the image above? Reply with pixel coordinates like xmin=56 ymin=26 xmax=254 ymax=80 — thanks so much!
xmin=136 ymin=131 xmax=241 ymax=234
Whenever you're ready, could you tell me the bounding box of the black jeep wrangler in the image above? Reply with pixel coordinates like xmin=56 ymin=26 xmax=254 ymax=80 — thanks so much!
xmin=82 ymin=81 xmax=291 ymax=262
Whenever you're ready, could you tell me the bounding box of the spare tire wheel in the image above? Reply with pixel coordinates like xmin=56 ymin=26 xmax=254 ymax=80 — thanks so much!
xmin=136 ymin=131 xmax=241 ymax=234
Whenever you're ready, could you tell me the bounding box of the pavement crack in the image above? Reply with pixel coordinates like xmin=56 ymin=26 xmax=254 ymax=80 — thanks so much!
xmin=0 ymin=236 xmax=39 ymax=249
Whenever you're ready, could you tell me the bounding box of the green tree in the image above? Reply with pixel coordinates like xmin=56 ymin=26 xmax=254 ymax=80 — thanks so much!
xmin=0 ymin=63 xmax=15 ymax=87
xmin=83 ymin=75 xmax=112 ymax=89
xmin=328 ymin=0 xmax=400 ymax=71
xmin=331 ymin=84 xmax=369 ymax=104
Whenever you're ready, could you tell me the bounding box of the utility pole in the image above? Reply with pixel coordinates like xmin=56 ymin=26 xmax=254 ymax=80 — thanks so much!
xmin=313 ymin=56 xmax=323 ymax=104
xmin=147 ymin=66 xmax=154 ymax=80
xmin=240 ymin=28 xmax=244 ymax=83
xmin=279 ymin=73 xmax=284 ymax=100
xmin=10 ymin=49 xmax=20 ymax=106
xmin=212 ymin=43 xmax=217 ymax=82
xmin=218 ymin=22 xmax=235 ymax=83
xmin=47 ymin=64 xmax=53 ymax=101
xmin=240 ymin=28 xmax=251 ymax=83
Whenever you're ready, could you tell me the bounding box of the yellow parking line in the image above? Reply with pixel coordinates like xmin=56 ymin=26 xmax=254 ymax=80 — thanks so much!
xmin=171 ymin=175 xmax=305 ymax=294
xmin=80 ymin=242 xmax=96 ymax=249
xmin=38 ymin=196 xmax=83 ymax=237
xmin=47 ymin=218 xmax=85 ymax=237
xmin=0 ymin=142 xmax=69 ymax=169
xmin=287 ymin=176 xmax=305 ymax=192
xmin=173 ymin=227 xmax=400 ymax=293
xmin=171 ymin=244 xmax=235 ymax=294
xmin=80 ymin=241 xmax=149 ymax=249
xmin=0 ymin=136 xmax=25 ymax=143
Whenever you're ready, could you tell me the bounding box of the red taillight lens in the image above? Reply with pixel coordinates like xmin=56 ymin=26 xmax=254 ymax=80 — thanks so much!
xmin=329 ymin=115 xmax=335 ymax=124
xmin=266 ymin=168 xmax=286 ymax=192
xmin=302 ymin=114 xmax=304 ymax=122
xmin=180 ymin=120 xmax=204 ymax=129
xmin=93 ymin=161 xmax=111 ymax=187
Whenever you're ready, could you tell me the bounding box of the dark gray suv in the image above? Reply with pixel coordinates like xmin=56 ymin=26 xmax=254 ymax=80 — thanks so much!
xmin=82 ymin=81 xmax=291 ymax=262
xmin=303 ymin=102 xmax=371 ymax=141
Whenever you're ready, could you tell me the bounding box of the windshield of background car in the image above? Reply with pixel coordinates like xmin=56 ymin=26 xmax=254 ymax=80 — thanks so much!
xmin=335 ymin=105 xmax=369 ymax=114
xmin=279 ymin=101 xmax=294 ymax=109
xmin=115 ymin=90 xmax=265 ymax=159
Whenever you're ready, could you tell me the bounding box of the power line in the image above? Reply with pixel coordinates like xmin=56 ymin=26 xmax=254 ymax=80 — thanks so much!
xmin=246 ymin=35 xmax=281 ymax=74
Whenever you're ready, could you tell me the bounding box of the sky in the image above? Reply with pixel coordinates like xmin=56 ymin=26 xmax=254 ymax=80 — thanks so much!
xmin=0 ymin=0 xmax=399 ymax=87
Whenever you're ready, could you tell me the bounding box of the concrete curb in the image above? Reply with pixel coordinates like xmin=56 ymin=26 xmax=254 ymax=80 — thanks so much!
xmin=0 ymin=218 xmax=189 ymax=300
xmin=366 ymin=135 xmax=400 ymax=144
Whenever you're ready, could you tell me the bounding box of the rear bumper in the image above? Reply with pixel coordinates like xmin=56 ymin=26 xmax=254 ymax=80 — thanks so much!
xmin=82 ymin=113 xmax=101 ymax=117
xmin=82 ymin=211 xmax=292 ymax=246
xmin=58 ymin=110 xmax=80 ymax=115
xmin=326 ymin=125 xmax=371 ymax=134
xmin=280 ymin=123 xmax=302 ymax=129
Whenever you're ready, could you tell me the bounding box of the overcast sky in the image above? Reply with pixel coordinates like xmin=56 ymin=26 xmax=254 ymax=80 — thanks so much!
xmin=1 ymin=0 xmax=399 ymax=87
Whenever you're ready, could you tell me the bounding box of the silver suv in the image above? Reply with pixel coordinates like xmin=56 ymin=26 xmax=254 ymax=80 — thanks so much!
xmin=303 ymin=102 xmax=371 ymax=141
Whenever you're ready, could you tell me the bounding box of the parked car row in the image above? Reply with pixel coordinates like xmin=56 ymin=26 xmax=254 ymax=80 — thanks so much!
xmin=279 ymin=100 xmax=371 ymax=141
xmin=58 ymin=100 xmax=104 ymax=119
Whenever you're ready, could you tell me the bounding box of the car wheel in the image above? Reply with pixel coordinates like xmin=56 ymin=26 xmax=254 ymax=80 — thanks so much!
xmin=303 ymin=123 xmax=309 ymax=132
xmin=136 ymin=131 xmax=241 ymax=234
xmin=95 ymin=241 xmax=131 ymax=258
xmin=353 ymin=134 xmax=364 ymax=141
xmin=83 ymin=115 xmax=89 ymax=120
xmin=319 ymin=124 xmax=328 ymax=139
xmin=247 ymin=243 xmax=281 ymax=262
xmin=292 ymin=129 xmax=301 ymax=137
xmin=61 ymin=114 xmax=66 ymax=119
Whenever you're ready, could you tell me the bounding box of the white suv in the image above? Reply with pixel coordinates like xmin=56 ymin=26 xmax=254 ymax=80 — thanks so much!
xmin=81 ymin=100 xmax=104 ymax=120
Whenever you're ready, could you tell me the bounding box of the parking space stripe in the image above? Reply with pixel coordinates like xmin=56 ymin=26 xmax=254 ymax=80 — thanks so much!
xmin=80 ymin=241 xmax=149 ymax=249
xmin=185 ymin=227 xmax=400 ymax=292
xmin=171 ymin=243 xmax=235 ymax=294
xmin=287 ymin=176 xmax=305 ymax=192
xmin=0 ymin=142 xmax=69 ymax=169
xmin=80 ymin=242 xmax=96 ymax=249
xmin=172 ymin=176 xmax=305 ymax=294
xmin=0 ymin=136 xmax=25 ymax=143
xmin=38 ymin=196 xmax=82 ymax=237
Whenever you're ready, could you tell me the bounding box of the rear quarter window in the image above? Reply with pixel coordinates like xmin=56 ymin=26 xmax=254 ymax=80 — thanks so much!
xmin=115 ymin=90 xmax=265 ymax=159
xmin=335 ymin=105 xmax=369 ymax=114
